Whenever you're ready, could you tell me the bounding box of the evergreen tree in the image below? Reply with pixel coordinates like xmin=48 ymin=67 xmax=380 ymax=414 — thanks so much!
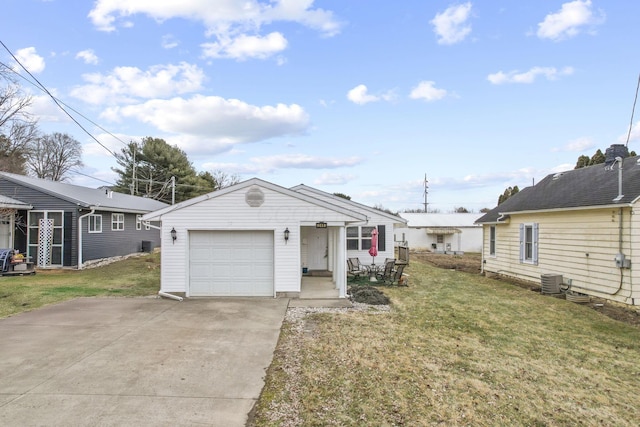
xmin=498 ymin=185 xmax=519 ymax=205
xmin=112 ymin=137 xmax=238 ymax=203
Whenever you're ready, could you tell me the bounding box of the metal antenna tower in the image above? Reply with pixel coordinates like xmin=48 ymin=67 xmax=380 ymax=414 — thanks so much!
xmin=423 ymin=174 xmax=428 ymax=213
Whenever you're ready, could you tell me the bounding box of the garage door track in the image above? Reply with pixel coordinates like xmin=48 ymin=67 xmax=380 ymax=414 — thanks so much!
xmin=0 ymin=297 xmax=289 ymax=426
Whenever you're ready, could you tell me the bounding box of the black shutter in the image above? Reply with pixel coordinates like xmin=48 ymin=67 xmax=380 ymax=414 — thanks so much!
xmin=64 ymin=211 xmax=73 ymax=266
xmin=378 ymin=225 xmax=386 ymax=251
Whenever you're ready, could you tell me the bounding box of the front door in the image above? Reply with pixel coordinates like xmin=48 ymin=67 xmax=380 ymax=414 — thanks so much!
xmin=0 ymin=215 xmax=11 ymax=248
xmin=307 ymin=227 xmax=328 ymax=270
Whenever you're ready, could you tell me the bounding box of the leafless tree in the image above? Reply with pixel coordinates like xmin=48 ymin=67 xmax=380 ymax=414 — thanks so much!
xmin=0 ymin=64 xmax=39 ymax=174
xmin=26 ymin=132 xmax=83 ymax=181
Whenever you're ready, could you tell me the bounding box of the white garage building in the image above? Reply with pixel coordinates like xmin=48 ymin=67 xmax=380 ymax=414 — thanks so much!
xmin=143 ymin=178 xmax=407 ymax=299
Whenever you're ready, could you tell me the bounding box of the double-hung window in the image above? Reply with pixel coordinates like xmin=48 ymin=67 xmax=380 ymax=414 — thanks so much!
xmin=519 ymin=223 xmax=539 ymax=264
xmin=346 ymin=225 xmax=386 ymax=251
xmin=489 ymin=226 xmax=496 ymax=256
xmin=89 ymin=214 xmax=102 ymax=233
xmin=111 ymin=213 xmax=125 ymax=231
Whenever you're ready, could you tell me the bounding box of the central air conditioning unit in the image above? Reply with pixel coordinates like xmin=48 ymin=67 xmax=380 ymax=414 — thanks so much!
xmin=540 ymin=274 xmax=563 ymax=295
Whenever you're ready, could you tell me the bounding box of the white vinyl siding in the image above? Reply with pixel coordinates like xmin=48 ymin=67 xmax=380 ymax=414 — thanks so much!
xmin=89 ymin=214 xmax=102 ymax=233
xmin=158 ymin=185 xmax=361 ymax=295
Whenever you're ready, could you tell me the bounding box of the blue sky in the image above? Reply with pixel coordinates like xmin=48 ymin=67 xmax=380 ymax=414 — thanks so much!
xmin=2 ymin=0 xmax=639 ymax=212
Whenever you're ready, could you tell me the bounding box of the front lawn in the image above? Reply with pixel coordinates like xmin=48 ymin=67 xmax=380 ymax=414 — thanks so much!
xmin=251 ymin=258 xmax=640 ymax=426
xmin=0 ymin=252 xmax=160 ymax=318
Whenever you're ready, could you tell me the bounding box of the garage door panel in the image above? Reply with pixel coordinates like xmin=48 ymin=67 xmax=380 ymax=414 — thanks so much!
xmin=189 ymin=231 xmax=274 ymax=296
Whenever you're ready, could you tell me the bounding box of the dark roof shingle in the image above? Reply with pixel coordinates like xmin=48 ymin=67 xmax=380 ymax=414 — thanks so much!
xmin=476 ymin=156 xmax=640 ymax=223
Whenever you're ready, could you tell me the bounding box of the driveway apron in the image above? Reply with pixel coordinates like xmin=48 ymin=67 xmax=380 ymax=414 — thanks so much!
xmin=0 ymin=297 xmax=289 ymax=426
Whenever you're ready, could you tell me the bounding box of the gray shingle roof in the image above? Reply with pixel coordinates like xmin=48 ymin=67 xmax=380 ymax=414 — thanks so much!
xmin=0 ymin=194 xmax=31 ymax=209
xmin=0 ymin=172 xmax=168 ymax=213
xmin=476 ymin=155 xmax=640 ymax=223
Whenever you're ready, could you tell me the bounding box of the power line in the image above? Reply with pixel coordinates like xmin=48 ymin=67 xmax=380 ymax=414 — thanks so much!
xmin=0 ymin=40 xmax=117 ymax=157
xmin=0 ymin=59 xmax=130 ymax=149
xmin=625 ymin=72 xmax=640 ymax=147
xmin=69 ymin=169 xmax=116 ymax=186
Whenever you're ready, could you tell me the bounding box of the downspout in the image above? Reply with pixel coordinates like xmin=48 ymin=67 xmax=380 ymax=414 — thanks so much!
xmin=77 ymin=208 xmax=96 ymax=270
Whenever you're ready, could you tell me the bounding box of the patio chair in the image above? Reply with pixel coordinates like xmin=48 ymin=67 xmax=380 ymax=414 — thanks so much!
xmin=347 ymin=259 xmax=363 ymax=281
xmin=375 ymin=259 xmax=396 ymax=283
xmin=0 ymin=249 xmax=13 ymax=273
xmin=348 ymin=258 xmax=370 ymax=274
xmin=377 ymin=260 xmax=408 ymax=286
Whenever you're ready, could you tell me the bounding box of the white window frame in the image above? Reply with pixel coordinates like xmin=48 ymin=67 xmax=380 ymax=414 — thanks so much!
xmin=346 ymin=225 xmax=382 ymax=251
xmin=89 ymin=214 xmax=102 ymax=233
xmin=136 ymin=214 xmax=142 ymax=231
xmin=27 ymin=210 xmax=64 ymax=267
xmin=489 ymin=226 xmax=496 ymax=256
xmin=111 ymin=213 xmax=125 ymax=231
xmin=519 ymin=223 xmax=539 ymax=264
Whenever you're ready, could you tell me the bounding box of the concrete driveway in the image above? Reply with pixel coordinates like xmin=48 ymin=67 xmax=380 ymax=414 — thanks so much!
xmin=0 ymin=297 xmax=289 ymax=426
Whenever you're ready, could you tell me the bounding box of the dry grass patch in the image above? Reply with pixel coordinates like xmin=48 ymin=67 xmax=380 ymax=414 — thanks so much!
xmin=252 ymin=259 xmax=640 ymax=426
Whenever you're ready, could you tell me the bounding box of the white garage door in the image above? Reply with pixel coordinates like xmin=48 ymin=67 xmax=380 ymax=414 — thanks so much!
xmin=189 ymin=230 xmax=274 ymax=296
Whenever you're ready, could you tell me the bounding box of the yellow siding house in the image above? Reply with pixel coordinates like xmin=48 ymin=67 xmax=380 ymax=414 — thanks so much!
xmin=476 ymin=145 xmax=640 ymax=306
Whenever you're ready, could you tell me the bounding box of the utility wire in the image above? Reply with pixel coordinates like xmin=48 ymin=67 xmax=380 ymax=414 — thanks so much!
xmin=626 ymin=72 xmax=640 ymax=147
xmin=0 ymin=40 xmax=117 ymax=157
xmin=0 ymin=59 xmax=130 ymax=149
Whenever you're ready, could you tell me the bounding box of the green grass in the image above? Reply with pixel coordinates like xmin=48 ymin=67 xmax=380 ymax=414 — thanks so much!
xmin=252 ymin=259 xmax=640 ymax=426
xmin=0 ymin=252 xmax=160 ymax=318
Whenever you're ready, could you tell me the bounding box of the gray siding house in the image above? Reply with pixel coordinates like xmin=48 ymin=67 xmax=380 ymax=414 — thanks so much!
xmin=0 ymin=172 xmax=168 ymax=268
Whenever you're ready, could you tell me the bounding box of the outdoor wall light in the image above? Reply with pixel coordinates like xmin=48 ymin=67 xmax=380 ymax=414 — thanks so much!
xmin=170 ymin=227 xmax=177 ymax=244
xmin=284 ymin=227 xmax=290 ymax=243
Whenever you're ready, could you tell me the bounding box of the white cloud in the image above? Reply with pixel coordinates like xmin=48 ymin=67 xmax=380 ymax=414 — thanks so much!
xmin=313 ymin=173 xmax=356 ymax=185
xmin=409 ymin=81 xmax=447 ymax=101
xmin=103 ymin=95 xmax=310 ymax=152
xmin=76 ymin=49 xmax=99 ymax=65
xmin=347 ymin=84 xmax=379 ymax=105
xmin=619 ymin=121 xmax=640 ymax=144
xmin=161 ymin=34 xmax=180 ymax=49
xmin=83 ymin=132 xmax=138 ymax=157
xmin=551 ymin=137 xmax=595 ymax=152
xmin=346 ymin=85 xmax=396 ymax=105
xmin=26 ymin=93 xmax=69 ymax=123
xmin=203 ymin=154 xmax=361 ymax=174
xmin=431 ymin=2 xmax=472 ymax=45
xmin=487 ymin=66 xmax=574 ymax=84
xmin=201 ymin=32 xmax=288 ymax=60
xmin=88 ymin=0 xmax=343 ymax=37
xmin=70 ymin=62 xmax=205 ymax=104
xmin=14 ymin=47 xmax=45 ymax=73
xmin=537 ymin=0 xmax=604 ymax=41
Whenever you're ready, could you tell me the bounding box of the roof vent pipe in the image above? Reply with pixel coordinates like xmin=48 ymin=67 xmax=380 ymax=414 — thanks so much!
xmin=611 ymin=157 xmax=624 ymax=202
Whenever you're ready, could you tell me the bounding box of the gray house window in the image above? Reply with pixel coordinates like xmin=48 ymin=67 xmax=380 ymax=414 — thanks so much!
xmin=136 ymin=215 xmax=142 ymax=231
xmin=519 ymin=223 xmax=539 ymax=264
xmin=489 ymin=226 xmax=496 ymax=256
xmin=111 ymin=213 xmax=125 ymax=231
xmin=89 ymin=214 xmax=102 ymax=233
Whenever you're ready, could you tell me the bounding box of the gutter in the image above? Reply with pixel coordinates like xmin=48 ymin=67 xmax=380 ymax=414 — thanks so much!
xmin=77 ymin=208 xmax=96 ymax=270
